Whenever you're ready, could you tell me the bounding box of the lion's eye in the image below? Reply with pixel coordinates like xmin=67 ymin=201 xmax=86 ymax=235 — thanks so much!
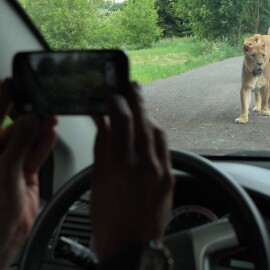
xmin=251 ymin=54 xmax=256 ymax=58
xmin=263 ymin=54 xmax=266 ymax=57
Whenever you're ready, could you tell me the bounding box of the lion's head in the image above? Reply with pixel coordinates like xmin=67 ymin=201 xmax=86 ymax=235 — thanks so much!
xmin=243 ymin=39 xmax=268 ymax=77
xmin=244 ymin=34 xmax=265 ymax=48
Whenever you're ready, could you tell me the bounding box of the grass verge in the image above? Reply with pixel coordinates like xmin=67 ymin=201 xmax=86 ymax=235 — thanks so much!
xmin=128 ymin=37 xmax=241 ymax=84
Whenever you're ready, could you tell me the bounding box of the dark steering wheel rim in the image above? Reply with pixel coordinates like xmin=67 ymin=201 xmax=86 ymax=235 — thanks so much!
xmin=19 ymin=150 xmax=270 ymax=270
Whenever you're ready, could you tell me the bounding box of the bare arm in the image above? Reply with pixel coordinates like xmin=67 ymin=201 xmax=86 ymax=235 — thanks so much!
xmin=91 ymin=82 xmax=175 ymax=263
xmin=0 ymin=79 xmax=58 ymax=269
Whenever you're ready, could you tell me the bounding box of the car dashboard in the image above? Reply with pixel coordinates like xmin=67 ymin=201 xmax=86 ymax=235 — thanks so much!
xmin=9 ymin=159 xmax=270 ymax=270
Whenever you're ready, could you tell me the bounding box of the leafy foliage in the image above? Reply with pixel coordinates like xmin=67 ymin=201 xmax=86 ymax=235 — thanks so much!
xmin=155 ymin=0 xmax=191 ymax=38
xmin=100 ymin=0 xmax=125 ymax=11
xmin=19 ymin=0 xmax=270 ymax=49
xmin=176 ymin=0 xmax=270 ymax=44
xmin=117 ymin=0 xmax=162 ymax=49
xmin=20 ymin=0 xmax=103 ymax=49
xmin=20 ymin=0 xmax=161 ymax=50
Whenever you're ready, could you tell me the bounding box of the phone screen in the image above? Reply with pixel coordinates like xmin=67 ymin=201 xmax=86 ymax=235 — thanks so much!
xmin=12 ymin=50 xmax=129 ymax=114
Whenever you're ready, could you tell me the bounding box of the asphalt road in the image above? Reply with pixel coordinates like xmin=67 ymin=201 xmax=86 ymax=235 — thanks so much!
xmin=142 ymin=56 xmax=270 ymax=156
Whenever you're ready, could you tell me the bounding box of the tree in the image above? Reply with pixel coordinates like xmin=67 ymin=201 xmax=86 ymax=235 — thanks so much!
xmin=20 ymin=0 xmax=102 ymax=49
xmin=118 ymin=0 xmax=162 ymax=49
xmin=20 ymin=0 xmax=162 ymax=50
xmin=247 ymin=0 xmax=270 ymax=33
xmin=100 ymin=0 xmax=125 ymax=12
xmin=175 ymin=0 xmax=270 ymax=44
xmin=155 ymin=0 xmax=190 ymax=38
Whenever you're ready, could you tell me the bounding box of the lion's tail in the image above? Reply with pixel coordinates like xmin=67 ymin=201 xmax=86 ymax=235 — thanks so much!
xmin=268 ymin=27 xmax=270 ymax=35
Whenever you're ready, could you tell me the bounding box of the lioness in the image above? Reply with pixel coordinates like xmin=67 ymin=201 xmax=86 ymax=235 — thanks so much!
xmin=244 ymin=31 xmax=270 ymax=54
xmin=242 ymin=31 xmax=270 ymax=112
xmin=235 ymin=35 xmax=270 ymax=124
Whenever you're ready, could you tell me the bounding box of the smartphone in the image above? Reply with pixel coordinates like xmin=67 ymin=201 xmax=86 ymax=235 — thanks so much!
xmin=12 ymin=50 xmax=129 ymax=115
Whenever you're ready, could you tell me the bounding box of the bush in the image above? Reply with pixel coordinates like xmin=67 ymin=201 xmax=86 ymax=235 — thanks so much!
xmin=117 ymin=0 xmax=162 ymax=49
xmin=20 ymin=0 xmax=162 ymax=50
xmin=175 ymin=0 xmax=270 ymax=44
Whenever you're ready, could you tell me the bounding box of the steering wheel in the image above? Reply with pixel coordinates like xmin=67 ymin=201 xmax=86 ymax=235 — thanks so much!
xmin=19 ymin=150 xmax=270 ymax=270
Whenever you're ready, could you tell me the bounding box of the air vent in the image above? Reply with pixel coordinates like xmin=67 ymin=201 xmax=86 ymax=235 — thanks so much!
xmin=58 ymin=210 xmax=92 ymax=248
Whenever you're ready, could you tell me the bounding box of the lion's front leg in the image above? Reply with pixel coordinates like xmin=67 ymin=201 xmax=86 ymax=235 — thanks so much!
xmin=260 ymin=84 xmax=270 ymax=116
xmin=252 ymin=91 xmax=261 ymax=112
xmin=235 ymin=87 xmax=250 ymax=124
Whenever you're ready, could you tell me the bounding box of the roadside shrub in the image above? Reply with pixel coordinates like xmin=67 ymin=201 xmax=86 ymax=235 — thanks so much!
xmin=117 ymin=0 xmax=162 ymax=49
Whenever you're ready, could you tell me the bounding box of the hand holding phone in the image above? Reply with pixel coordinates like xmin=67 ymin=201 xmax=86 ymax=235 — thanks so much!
xmin=12 ymin=50 xmax=129 ymax=115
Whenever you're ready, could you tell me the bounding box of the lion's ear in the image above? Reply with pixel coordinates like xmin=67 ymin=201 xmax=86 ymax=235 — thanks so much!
xmin=259 ymin=39 xmax=266 ymax=49
xmin=254 ymin=34 xmax=265 ymax=46
xmin=254 ymin=35 xmax=260 ymax=43
xmin=243 ymin=44 xmax=250 ymax=53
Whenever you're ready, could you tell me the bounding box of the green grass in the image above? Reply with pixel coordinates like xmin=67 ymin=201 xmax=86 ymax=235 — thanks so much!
xmin=128 ymin=37 xmax=242 ymax=84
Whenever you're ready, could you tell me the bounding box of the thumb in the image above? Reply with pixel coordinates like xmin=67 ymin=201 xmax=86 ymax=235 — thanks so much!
xmin=3 ymin=116 xmax=41 ymax=170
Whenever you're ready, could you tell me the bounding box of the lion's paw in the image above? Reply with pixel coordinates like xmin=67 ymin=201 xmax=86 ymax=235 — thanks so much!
xmin=235 ymin=117 xmax=248 ymax=124
xmin=252 ymin=106 xmax=261 ymax=112
xmin=261 ymin=109 xmax=270 ymax=116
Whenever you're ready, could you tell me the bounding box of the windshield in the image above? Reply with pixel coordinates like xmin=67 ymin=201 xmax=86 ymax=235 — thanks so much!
xmin=17 ymin=0 xmax=270 ymax=156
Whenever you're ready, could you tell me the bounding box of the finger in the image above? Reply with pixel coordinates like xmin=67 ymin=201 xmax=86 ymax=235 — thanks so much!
xmin=154 ymin=125 xmax=172 ymax=172
xmin=2 ymin=116 xmax=41 ymax=170
xmin=153 ymin=126 xmax=175 ymax=190
xmin=108 ymin=95 xmax=134 ymax=161
xmin=0 ymin=79 xmax=12 ymax=127
xmin=92 ymin=116 xmax=110 ymax=170
xmin=126 ymin=82 xmax=154 ymax=159
xmin=24 ymin=117 xmax=58 ymax=177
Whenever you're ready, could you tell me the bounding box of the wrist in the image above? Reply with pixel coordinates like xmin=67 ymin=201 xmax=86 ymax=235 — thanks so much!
xmin=95 ymin=227 xmax=164 ymax=263
xmin=97 ymin=241 xmax=173 ymax=270
xmin=95 ymin=232 xmax=157 ymax=263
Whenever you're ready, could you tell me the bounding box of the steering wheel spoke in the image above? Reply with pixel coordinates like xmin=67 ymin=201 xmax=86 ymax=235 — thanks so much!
xmin=192 ymin=218 xmax=238 ymax=270
xmin=164 ymin=218 xmax=239 ymax=270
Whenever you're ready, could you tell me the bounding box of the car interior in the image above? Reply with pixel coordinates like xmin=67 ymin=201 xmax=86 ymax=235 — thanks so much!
xmin=1 ymin=0 xmax=270 ymax=270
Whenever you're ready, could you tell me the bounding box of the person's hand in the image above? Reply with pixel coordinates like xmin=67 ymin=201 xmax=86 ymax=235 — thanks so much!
xmin=0 ymin=79 xmax=58 ymax=269
xmin=91 ymin=82 xmax=175 ymax=262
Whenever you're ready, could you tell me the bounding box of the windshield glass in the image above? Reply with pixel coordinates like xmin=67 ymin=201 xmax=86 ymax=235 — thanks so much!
xmin=18 ymin=0 xmax=270 ymax=156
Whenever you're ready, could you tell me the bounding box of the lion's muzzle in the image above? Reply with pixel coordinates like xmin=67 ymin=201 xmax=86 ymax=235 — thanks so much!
xmin=252 ymin=68 xmax=263 ymax=77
